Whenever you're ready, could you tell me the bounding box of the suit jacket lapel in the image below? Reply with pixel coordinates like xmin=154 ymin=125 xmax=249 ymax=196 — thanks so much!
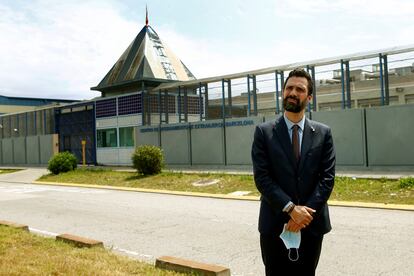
xmin=273 ymin=116 xmax=297 ymax=169
xmin=298 ymin=119 xmax=315 ymax=172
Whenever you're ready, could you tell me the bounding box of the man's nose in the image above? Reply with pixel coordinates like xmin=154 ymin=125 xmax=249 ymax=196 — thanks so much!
xmin=290 ymin=88 xmax=298 ymax=96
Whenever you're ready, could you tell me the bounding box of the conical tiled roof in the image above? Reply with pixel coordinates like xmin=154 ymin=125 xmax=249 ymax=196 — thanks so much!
xmin=92 ymin=25 xmax=195 ymax=92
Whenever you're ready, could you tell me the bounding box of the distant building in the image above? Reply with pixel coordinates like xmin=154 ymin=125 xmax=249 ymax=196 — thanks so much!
xmin=0 ymin=12 xmax=413 ymax=169
xmin=0 ymin=95 xmax=79 ymax=115
xmin=0 ymin=16 xmax=203 ymax=166
xmin=82 ymin=17 xmax=201 ymax=164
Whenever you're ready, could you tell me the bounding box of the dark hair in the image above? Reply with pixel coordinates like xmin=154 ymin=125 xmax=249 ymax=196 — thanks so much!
xmin=283 ymin=68 xmax=313 ymax=95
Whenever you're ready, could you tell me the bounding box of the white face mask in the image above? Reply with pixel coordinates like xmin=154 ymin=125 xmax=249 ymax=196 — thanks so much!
xmin=279 ymin=223 xmax=301 ymax=261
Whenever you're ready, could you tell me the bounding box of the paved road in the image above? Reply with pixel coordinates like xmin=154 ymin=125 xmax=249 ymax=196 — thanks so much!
xmin=0 ymin=180 xmax=413 ymax=275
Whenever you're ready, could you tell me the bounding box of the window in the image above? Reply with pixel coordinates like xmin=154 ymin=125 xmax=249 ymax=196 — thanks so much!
xmin=96 ymin=98 xmax=117 ymax=118
xmin=118 ymin=94 xmax=142 ymax=115
xmin=119 ymin=127 xmax=134 ymax=147
xmin=97 ymin=128 xmax=117 ymax=147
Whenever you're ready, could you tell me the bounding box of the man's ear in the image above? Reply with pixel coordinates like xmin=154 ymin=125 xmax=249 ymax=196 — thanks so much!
xmin=307 ymin=94 xmax=313 ymax=102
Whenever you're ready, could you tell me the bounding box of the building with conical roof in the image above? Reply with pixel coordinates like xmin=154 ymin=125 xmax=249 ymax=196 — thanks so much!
xmin=91 ymin=15 xmax=195 ymax=98
xmin=1 ymin=9 xmax=414 ymax=171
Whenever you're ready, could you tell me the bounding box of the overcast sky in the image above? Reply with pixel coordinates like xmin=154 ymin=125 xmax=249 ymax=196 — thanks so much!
xmin=1 ymin=0 xmax=413 ymax=100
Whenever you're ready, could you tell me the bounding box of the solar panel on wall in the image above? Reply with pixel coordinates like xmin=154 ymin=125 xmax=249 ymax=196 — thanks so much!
xmin=96 ymin=98 xmax=117 ymax=118
xmin=118 ymin=93 xmax=142 ymax=115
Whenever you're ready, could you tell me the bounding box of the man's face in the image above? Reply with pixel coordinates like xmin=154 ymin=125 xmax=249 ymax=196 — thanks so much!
xmin=283 ymin=76 xmax=312 ymax=113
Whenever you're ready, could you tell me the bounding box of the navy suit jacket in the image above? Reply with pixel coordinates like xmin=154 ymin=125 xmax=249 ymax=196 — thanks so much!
xmin=251 ymin=116 xmax=335 ymax=236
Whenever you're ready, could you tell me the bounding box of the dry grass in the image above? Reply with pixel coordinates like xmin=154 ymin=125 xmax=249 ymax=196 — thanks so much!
xmin=332 ymin=177 xmax=413 ymax=204
xmin=38 ymin=169 xmax=414 ymax=204
xmin=0 ymin=226 xmax=187 ymax=276
xmin=39 ymin=169 xmax=258 ymax=196
xmin=0 ymin=169 xmax=20 ymax=175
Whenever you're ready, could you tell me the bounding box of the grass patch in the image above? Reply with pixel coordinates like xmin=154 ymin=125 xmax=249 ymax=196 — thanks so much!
xmin=39 ymin=169 xmax=258 ymax=196
xmin=0 ymin=226 xmax=187 ymax=275
xmin=0 ymin=169 xmax=20 ymax=175
xmin=38 ymin=169 xmax=414 ymax=205
xmin=399 ymin=177 xmax=414 ymax=189
xmin=332 ymin=177 xmax=413 ymax=204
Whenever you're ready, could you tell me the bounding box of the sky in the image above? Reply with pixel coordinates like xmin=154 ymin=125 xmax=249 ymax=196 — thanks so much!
xmin=0 ymin=0 xmax=413 ymax=100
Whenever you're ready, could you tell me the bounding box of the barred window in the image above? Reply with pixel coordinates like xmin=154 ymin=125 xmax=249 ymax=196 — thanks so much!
xmin=10 ymin=114 xmax=19 ymax=137
xmin=2 ymin=116 xmax=11 ymax=138
xmin=178 ymin=96 xmax=203 ymax=114
xmin=44 ymin=108 xmax=55 ymax=134
xmin=18 ymin=113 xmax=27 ymax=136
xmin=26 ymin=112 xmax=36 ymax=136
xmin=149 ymin=95 xmax=159 ymax=112
xmin=118 ymin=94 xmax=142 ymax=115
xmin=35 ymin=111 xmax=44 ymax=135
xmin=147 ymin=94 xmax=177 ymax=113
xmin=96 ymin=98 xmax=117 ymax=118
xmin=164 ymin=95 xmax=176 ymax=113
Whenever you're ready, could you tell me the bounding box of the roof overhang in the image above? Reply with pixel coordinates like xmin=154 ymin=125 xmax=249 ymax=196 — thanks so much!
xmin=91 ymin=77 xmax=178 ymax=92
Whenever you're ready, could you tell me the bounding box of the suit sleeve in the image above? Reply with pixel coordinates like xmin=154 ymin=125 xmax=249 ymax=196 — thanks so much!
xmin=251 ymin=125 xmax=291 ymax=212
xmin=305 ymin=127 xmax=336 ymax=211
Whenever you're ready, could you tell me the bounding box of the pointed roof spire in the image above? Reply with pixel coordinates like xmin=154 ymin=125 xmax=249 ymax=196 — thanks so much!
xmin=145 ymin=5 xmax=149 ymax=26
xmin=91 ymin=23 xmax=196 ymax=93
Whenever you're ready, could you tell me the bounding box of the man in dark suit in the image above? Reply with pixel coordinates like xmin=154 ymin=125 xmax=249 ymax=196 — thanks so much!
xmin=251 ymin=68 xmax=335 ymax=276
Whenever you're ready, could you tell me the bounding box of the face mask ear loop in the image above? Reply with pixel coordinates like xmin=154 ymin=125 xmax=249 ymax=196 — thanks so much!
xmin=288 ymin=248 xmax=299 ymax=262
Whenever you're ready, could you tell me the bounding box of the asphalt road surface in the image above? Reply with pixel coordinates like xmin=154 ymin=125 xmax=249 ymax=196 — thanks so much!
xmin=0 ymin=182 xmax=413 ymax=276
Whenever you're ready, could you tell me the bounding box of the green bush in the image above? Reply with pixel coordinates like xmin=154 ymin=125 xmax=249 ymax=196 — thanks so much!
xmin=48 ymin=152 xmax=78 ymax=175
xmin=399 ymin=177 xmax=414 ymax=189
xmin=132 ymin=145 xmax=164 ymax=175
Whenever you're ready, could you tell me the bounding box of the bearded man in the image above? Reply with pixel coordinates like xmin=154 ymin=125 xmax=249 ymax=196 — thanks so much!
xmin=251 ymin=68 xmax=336 ymax=276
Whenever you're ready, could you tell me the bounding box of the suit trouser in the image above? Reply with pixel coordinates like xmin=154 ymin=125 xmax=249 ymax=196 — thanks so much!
xmin=260 ymin=231 xmax=323 ymax=276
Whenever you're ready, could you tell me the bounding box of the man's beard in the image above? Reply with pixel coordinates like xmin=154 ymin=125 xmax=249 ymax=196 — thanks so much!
xmin=283 ymin=96 xmax=307 ymax=113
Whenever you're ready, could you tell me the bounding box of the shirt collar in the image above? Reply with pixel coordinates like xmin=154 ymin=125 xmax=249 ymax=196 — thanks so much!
xmin=283 ymin=113 xmax=306 ymax=131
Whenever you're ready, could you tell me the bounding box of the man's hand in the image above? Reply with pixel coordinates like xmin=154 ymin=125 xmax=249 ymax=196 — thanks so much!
xmin=289 ymin=205 xmax=315 ymax=229
xmin=286 ymin=219 xmax=302 ymax=232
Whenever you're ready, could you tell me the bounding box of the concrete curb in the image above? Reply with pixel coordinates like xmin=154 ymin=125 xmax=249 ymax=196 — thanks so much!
xmin=1 ymin=219 xmax=231 ymax=275
xmin=328 ymin=200 xmax=414 ymax=211
xmin=0 ymin=221 xmax=103 ymax=248
xmin=56 ymin=233 xmax=104 ymax=248
xmin=156 ymin=256 xmax=230 ymax=276
xmin=0 ymin=220 xmax=29 ymax=231
xmin=33 ymin=180 xmax=414 ymax=211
